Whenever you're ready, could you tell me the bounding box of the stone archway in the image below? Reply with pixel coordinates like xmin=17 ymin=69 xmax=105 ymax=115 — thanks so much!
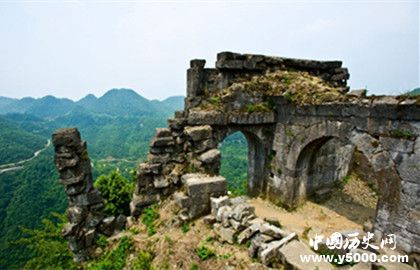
xmin=215 ymin=127 xmax=271 ymax=198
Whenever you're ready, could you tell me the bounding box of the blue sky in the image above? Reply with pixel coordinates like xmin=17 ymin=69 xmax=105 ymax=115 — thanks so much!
xmin=0 ymin=0 xmax=418 ymax=100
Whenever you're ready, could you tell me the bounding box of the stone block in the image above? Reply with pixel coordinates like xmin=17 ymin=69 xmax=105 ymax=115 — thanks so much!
xmin=231 ymin=204 xmax=256 ymax=222
xmin=185 ymin=175 xmax=227 ymax=196
xmin=279 ymin=240 xmax=334 ymax=270
xmin=203 ymin=215 xmax=217 ymax=225
xmin=184 ymin=125 xmax=212 ymax=141
xmin=259 ymin=233 xmax=297 ymax=265
xmin=150 ymin=136 xmax=174 ymax=147
xmin=155 ymin=128 xmax=172 ymax=138
xmin=214 ymin=223 xmax=237 ymax=244
xmin=153 ymin=175 xmax=170 ymax=188
xmin=174 ymin=192 xmax=190 ymax=208
xmin=210 ymin=196 xmax=231 ymax=216
xmin=99 ymin=216 xmax=115 ymax=236
xmin=237 ymin=223 xmax=261 ymax=244
xmin=216 ymin=206 xmax=232 ymax=223
xmin=199 ymin=149 xmax=221 ymax=164
xmin=187 ymin=110 xmax=228 ymax=125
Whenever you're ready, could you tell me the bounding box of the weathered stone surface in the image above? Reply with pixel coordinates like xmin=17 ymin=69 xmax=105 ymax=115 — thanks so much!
xmin=203 ymin=215 xmax=217 ymax=225
xmin=199 ymin=149 xmax=221 ymax=164
xmin=231 ymin=204 xmax=256 ymax=222
xmin=214 ymin=223 xmax=237 ymax=244
xmin=210 ymin=195 xmax=230 ymax=216
xmin=279 ymin=240 xmax=334 ymax=270
xmin=99 ymin=216 xmax=115 ymax=236
xmin=237 ymin=222 xmax=261 ymax=244
xmin=259 ymin=233 xmax=297 ymax=265
xmin=150 ymin=136 xmax=174 ymax=147
xmin=259 ymin=223 xmax=289 ymax=239
xmin=347 ymin=89 xmax=367 ymax=98
xmin=184 ymin=125 xmax=212 ymax=141
xmin=155 ymin=128 xmax=172 ymax=138
xmin=185 ymin=174 xmax=227 ymax=196
xmin=52 ymin=128 xmax=108 ymax=262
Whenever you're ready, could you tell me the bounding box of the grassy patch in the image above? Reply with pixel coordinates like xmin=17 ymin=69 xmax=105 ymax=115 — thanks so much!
xmin=141 ymin=205 xmax=160 ymax=236
xmin=132 ymin=249 xmax=155 ymax=270
xmin=389 ymin=129 xmax=415 ymax=140
xmin=195 ymin=245 xmax=216 ymax=261
xmin=181 ymin=223 xmax=190 ymax=234
xmin=86 ymin=236 xmax=133 ymax=270
xmin=245 ymin=102 xmax=273 ymax=113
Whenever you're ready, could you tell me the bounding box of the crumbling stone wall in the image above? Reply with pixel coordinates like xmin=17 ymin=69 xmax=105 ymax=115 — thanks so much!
xmin=128 ymin=52 xmax=419 ymax=254
xmin=52 ymin=128 xmax=126 ymax=262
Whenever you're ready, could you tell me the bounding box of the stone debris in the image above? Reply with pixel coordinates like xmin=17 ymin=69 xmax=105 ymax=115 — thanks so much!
xmin=209 ymin=196 xmax=309 ymax=268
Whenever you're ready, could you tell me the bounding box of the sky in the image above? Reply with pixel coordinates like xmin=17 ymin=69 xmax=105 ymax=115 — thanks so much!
xmin=0 ymin=0 xmax=418 ymax=101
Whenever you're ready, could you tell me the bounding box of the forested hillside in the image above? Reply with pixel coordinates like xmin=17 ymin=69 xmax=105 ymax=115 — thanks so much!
xmin=0 ymin=89 xmax=248 ymax=269
xmin=0 ymin=89 xmax=187 ymax=269
xmin=0 ymin=117 xmax=46 ymax=164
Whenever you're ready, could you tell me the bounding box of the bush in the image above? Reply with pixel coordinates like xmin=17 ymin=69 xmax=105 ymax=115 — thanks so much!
xmin=94 ymin=171 xmax=134 ymax=216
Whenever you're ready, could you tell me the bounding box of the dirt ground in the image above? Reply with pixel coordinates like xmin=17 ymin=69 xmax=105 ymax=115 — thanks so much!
xmin=249 ymin=172 xmax=378 ymax=242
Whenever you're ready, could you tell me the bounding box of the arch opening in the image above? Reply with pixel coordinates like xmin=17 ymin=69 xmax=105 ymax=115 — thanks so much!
xmin=295 ymin=136 xmax=379 ymax=225
xmin=219 ymin=130 xmax=267 ymax=197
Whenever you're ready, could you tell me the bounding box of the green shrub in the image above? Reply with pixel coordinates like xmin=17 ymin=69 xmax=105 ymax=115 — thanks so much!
xmin=94 ymin=171 xmax=134 ymax=216
xmin=190 ymin=263 xmax=198 ymax=270
xmin=141 ymin=205 xmax=159 ymax=236
xmin=195 ymin=246 xmax=216 ymax=261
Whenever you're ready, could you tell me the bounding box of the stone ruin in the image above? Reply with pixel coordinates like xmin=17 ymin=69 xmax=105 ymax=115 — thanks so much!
xmin=130 ymin=52 xmax=419 ymax=255
xmin=53 ymin=52 xmax=420 ymax=263
xmin=52 ymin=128 xmax=126 ymax=262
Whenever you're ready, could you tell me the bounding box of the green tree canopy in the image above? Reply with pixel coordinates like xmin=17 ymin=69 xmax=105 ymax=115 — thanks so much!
xmin=94 ymin=170 xmax=134 ymax=216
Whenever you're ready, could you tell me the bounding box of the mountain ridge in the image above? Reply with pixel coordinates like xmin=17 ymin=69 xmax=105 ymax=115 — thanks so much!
xmin=0 ymin=89 xmax=184 ymax=118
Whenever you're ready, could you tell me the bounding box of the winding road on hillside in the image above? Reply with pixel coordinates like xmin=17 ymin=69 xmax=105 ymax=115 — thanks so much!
xmin=0 ymin=140 xmax=51 ymax=174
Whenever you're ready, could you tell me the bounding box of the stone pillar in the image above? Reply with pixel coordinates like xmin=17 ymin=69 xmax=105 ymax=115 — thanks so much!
xmin=187 ymin=59 xmax=206 ymax=98
xmin=52 ymin=128 xmax=105 ymax=262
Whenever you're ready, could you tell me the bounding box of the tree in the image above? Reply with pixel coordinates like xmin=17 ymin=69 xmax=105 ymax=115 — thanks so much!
xmin=94 ymin=170 xmax=134 ymax=216
xmin=15 ymin=213 xmax=77 ymax=270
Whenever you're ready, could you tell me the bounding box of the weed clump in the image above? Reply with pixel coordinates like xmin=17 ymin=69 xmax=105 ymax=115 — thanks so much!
xmin=141 ymin=205 xmax=160 ymax=236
